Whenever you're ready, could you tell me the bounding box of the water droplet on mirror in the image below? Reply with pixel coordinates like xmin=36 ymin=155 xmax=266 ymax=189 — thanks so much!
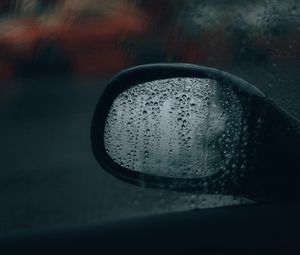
xmin=104 ymin=77 xmax=245 ymax=180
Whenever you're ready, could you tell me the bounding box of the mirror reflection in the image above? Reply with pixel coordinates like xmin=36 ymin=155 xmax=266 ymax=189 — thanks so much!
xmin=104 ymin=77 xmax=244 ymax=178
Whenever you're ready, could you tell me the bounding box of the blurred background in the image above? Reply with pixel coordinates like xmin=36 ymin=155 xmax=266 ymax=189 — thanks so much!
xmin=0 ymin=0 xmax=299 ymax=234
xmin=0 ymin=0 xmax=299 ymax=79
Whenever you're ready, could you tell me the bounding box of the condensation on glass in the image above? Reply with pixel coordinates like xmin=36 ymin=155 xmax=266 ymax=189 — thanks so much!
xmin=104 ymin=78 xmax=245 ymax=179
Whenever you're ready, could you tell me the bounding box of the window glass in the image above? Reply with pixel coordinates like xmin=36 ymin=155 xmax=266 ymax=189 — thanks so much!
xmin=0 ymin=0 xmax=298 ymax=233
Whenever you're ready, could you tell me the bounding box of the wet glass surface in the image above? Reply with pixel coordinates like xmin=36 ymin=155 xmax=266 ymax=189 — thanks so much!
xmin=105 ymin=78 xmax=243 ymax=178
xmin=0 ymin=0 xmax=299 ymax=234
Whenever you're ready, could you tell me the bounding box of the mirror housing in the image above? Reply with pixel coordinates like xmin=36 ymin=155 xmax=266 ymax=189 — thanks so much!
xmin=91 ymin=63 xmax=300 ymax=202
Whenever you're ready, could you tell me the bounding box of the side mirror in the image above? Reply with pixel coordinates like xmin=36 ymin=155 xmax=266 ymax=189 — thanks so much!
xmin=91 ymin=63 xmax=300 ymax=202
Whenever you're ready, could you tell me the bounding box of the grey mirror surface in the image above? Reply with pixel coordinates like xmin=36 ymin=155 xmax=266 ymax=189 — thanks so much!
xmin=104 ymin=78 xmax=244 ymax=178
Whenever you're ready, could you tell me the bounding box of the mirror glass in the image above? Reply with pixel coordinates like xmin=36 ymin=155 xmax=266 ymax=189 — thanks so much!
xmin=104 ymin=77 xmax=245 ymax=178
